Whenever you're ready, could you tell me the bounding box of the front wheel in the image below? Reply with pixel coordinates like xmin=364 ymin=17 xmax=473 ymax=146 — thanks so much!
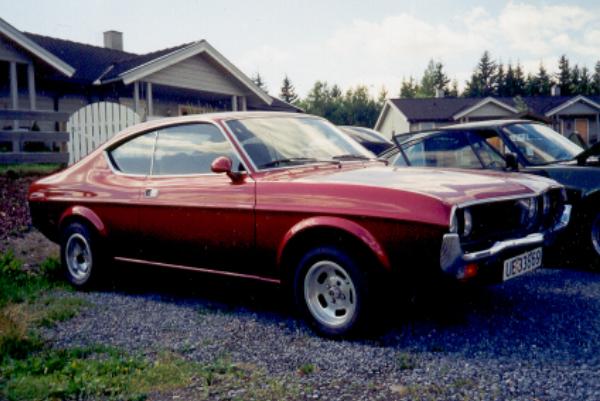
xmin=293 ymin=246 xmax=373 ymax=337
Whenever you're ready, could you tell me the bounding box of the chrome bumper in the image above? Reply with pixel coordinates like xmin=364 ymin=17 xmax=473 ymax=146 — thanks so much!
xmin=440 ymin=205 xmax=572 ymax=277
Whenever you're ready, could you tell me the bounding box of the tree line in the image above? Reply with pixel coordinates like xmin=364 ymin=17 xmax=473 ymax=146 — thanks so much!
xmin=251 ymin=53 xmax=600 ymax=128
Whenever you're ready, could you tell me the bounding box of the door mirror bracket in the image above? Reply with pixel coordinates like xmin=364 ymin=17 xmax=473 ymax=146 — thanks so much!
xmin=211 ymin=156 xmax=246 ymax=183
xmin=504 ymin=152 xmax=519 ymax=172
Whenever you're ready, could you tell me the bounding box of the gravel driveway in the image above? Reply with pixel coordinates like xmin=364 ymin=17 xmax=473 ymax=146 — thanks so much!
xmin=41 ymin=264 xmax=600 ymax=401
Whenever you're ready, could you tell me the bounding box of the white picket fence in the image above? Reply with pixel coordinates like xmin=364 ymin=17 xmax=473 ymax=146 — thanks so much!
xmin=67 ymin=102 xmax=140 ymax=164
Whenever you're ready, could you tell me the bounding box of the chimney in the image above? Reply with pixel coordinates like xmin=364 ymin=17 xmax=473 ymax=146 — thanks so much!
xmin=435 ymin=88 xmax=445 ymax=98
xmin=103 ymin=30 xmax=123 ymax=51
xmin=551 ymin=84 xmax=560 ymax=97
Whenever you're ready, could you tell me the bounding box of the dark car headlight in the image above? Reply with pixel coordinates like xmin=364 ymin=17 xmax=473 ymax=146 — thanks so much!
xmin=462 ymin=208 xmax=473 ymax=237
xmin=518 ymin=197 xmax=538 ymax=227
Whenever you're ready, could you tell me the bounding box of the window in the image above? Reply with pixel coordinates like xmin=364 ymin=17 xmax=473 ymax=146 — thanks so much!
xmin=152 ymin=123 xmax=241 ymax=175
xmin=467 ymin=131 xmax=508 ymax=169
xmin=402 ymin=132 xmax=482 ymax=168
xmin=109 ymin=132 xmax=156 ymax=175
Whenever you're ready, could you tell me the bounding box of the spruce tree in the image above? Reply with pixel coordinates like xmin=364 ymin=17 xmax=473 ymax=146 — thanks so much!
xmin=556 ymin=55 xmax=571 ymax=96
xmin=593 ymin=61 xmax=600 ymax=95
xmin=514 ymin=63 xmax=526 ymax=96
xmin=496 ymin=63 xmax=506 ymax=96
xmin=252 ymin=72 xmax=268 ymax=93
xmin=578 ymin=67 xmax=592 ymax=95
xmin=464 ymin=51 xmax=497 ymax=97
xmin=279 ymin=75 xmax=298 ymax=104
xmin=536 ymin=63 xmax=552 ymax=96
xmin=399 ymin=77 xmax=419 ymax=98
xmin=569 ymin=65 xmax=581 ymax=95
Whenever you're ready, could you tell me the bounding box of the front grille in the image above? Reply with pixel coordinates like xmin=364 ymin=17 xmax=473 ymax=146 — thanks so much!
xmin=460 ymin=188 xmax=564 ymax=253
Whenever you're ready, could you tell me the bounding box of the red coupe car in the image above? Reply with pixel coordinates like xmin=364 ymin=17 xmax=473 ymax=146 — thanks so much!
xmin=29 ymin=112 xmax=571 ymax=336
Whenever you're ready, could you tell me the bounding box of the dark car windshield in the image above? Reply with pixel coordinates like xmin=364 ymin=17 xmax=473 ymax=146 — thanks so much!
xmin=226 ymin=116 xmax=373 ymax=169
xmin=504 ymin=123 xmax=584 ymax=165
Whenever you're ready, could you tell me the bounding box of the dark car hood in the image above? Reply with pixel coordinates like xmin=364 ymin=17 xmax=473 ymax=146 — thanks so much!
xmin=576 ymin=141 xmax=600 ymax=164
xmin=272 ymin=164 xmax=557 ymax=206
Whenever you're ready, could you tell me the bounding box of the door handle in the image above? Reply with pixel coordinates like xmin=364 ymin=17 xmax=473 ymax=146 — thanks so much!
xmin=144 ymin=188 xmax=159 ymax=198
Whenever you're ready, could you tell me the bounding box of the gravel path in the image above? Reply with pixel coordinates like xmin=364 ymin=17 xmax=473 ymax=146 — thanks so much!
xmin=42 ymin=266 xmax=600 ymax=401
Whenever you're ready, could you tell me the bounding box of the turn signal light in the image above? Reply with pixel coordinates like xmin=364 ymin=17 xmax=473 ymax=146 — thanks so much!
xmin=462 ymin=263 xmax=479 ymax=280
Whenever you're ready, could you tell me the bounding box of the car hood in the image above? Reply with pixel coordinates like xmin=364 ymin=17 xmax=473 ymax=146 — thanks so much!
xmin=269 ymin=164 xmax=558 ymax=206
xmin=576 ymin=141 xmax=600 ymax=164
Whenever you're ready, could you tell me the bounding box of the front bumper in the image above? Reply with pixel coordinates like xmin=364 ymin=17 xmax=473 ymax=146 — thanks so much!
xmin=440 ymin=205 xmax=572 ymax=281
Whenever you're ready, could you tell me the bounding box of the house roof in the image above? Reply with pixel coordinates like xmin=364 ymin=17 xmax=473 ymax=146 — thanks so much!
xmin=0 ymin=21 xmax=274 ymax=106
xmin=0 ymin=18 xmax=75 ymax=76
xmin=388 ymin=95 xmax=600 ymax=123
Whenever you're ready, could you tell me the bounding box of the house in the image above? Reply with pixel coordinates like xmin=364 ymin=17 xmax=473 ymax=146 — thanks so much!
xmin=0 ymin=17 xmax=299 ymax=163
xmin=375 ymin=91 xmax=600 ymax=145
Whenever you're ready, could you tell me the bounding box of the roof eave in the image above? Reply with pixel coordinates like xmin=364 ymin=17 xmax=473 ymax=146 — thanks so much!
xmin=109 ymin=40 xmax=272 ymax=105
xmin=452 ymin=97 xmax=518 ymax=120
xmin=0 ymin=18 xmax=75 ymax=77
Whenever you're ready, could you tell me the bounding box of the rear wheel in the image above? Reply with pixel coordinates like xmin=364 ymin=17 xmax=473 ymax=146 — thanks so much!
xmin=293 ymin=246 xmax=374 ymax=337
xmin=60 ymin=222 xmax=102 ymax=288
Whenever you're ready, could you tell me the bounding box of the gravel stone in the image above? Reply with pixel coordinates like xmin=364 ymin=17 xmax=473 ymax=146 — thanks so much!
xmin=41 ymin=266 xmax=600 ymax=401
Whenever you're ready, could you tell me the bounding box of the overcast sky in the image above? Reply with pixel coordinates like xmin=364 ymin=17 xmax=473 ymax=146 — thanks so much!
xmin=2 ymin=0 xmax=600 ymax=97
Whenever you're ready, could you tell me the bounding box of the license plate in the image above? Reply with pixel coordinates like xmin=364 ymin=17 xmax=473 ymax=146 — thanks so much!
xmin=503 ymin=247 xmax=543 ymax=281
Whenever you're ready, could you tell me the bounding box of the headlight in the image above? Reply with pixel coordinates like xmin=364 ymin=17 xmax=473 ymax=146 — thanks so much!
xmin=542 ymin=193 xmax=551 ymax=216
xmin=518 ymin=197 xmax=538 ymax=226
xmin=463 ymin=209 xmax=473 ymax=236
xmin=449 ymin=212 xmax=458 ymax=233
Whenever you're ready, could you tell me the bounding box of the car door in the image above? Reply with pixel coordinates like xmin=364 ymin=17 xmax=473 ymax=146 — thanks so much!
xmin=101 ymin=131 xmax=157 ymax=259
xmin=137 ymin=122 xmax=256 ymax=274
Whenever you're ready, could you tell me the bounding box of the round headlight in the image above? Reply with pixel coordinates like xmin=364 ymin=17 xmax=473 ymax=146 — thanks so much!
xmin=518 ymin=198 xmax=538 ymax=226
xmin=542 ymin=193 xmax=551 ymax=216
xmin=463 ymin=209 xmax=473 ymax=236
xmin=449 ymin=212 xmax=458 ymax=233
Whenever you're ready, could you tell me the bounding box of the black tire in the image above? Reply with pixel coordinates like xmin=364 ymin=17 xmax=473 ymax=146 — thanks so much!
xmin=292 ymin=245 xmax=376 ymax=338
xmin=585 ymin=210 xmax=600 ymax=269
xmin=60 ymin=222 xmax=103 ymax=288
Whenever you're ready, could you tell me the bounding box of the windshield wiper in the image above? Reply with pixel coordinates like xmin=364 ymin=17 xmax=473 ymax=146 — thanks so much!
xmin=332 ymin=154 xmax=372 ymax=161
xmin=259 ymin=157 xmax=340 ymax=168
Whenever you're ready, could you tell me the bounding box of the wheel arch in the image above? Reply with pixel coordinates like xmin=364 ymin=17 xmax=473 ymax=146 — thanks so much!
xmin=277 ymin=216 xmax=391 ymax=282
xmin=58 ymin=206 xmax=107 ymax=237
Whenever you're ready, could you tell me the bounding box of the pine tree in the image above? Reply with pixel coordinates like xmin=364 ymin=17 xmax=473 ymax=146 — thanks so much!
xmin=252 ymin=72 xmax=268 ymax=93
xmin=556 ymin=55 xmax=571 ymax=96
xmin=496 ymin=63 xmax=506 ymax=96
xmin=524 ymin=74 xmax=537 ymax=96
xmin=569 ymin=65 xmax=581 ymax=95
xmin=399 ymin=77 xmax=419 ymax=98
xmin=578 ymin=67 xmax=592 ymax=95
xmin=504 ymin=63 xmax=516 ymax=97
xmin=448 ymin=80 xmax=459 ymax=97
xmin=514 ymin=63 xmax=526 ymax=96
xmin=279 ymin=75 xmax=298 ymax=104
xmin=593 ymin=61 xmax=600 ymax=95
xmin=535 ymin=63 xmax=552 ymax=96
xmin=464 ymin=51 xmax=497 ymax=97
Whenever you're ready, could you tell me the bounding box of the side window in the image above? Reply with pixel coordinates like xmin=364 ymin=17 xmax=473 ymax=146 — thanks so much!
xmin=468 ymin=131 xmax=507 ymax=169
xmin=406 ymin=132 xmax=482 ymax=168
xmin=152 ymin=123 xmax=242 ymax=175
xmin=109 ymin=132 xmax=156 ymax=175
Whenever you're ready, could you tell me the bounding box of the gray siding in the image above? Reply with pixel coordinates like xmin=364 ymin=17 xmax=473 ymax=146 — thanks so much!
xmin=145 ymin=53 xmax=248 ymax=96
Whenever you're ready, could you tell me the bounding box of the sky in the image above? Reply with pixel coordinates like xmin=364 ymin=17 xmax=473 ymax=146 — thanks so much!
xmin=2 ymin=0 xmax=600 ymax=97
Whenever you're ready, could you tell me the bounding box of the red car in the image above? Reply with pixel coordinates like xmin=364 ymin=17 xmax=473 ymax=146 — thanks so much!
xmin=29 ymin=112 xmax=571 ymax=337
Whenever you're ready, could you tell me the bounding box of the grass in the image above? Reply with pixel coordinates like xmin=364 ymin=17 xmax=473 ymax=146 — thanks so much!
xmin=0 ymin=163 xmax=63 ymax=177
xmin=0 ymin=250 xmax=308 ymax=400
xmin=396 ymin=352 xmax=417 ymax=370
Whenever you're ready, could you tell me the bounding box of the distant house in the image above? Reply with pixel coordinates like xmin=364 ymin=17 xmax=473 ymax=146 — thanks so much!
xmin=0 ymin=18 xmax=299 ymax=163
xmin=375 ymin=91 xmax=600 ymax=145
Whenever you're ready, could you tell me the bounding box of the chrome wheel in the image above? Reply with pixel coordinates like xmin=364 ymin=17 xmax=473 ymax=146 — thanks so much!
xmin=304 ymin=260 xmax=357 ymax=329
xmin=65 ymin=233 xmax=93 ymax=282
xmin=592 ymin=214 xmax=600 ymax=256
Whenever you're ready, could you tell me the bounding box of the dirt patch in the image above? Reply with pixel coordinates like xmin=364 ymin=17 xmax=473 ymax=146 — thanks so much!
xmin=0 ymin=230 xmax=59 ymax=267
xmin=0 ymin=174 xmax=40 ymax=239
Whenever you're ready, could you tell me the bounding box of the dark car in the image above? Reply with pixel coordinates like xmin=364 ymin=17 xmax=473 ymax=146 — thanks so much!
xmin=383 ymin=119 xmax=599 ymax=265
xmin=29 ymin=113 xmax=570 ymax=337
xmin=339 ymin=126 xmax=393 ymax=155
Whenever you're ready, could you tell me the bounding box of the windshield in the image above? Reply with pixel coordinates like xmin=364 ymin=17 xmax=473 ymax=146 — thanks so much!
xmin=226 ymin=116 xmax=373 ymax=169
xmin=504 ymin=123 xmax=584 ymax=164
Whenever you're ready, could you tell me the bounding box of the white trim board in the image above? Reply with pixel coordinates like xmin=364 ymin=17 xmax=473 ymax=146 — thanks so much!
xmin=0 ymin=18 xmax=75 ymax=77
xmin=545 ymin=95 xmax=600 ymax=117
xmin=116 ymin=40 xmax=272 ymax=105
xmin=453 ymin=97 xmax=518 ymax=120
